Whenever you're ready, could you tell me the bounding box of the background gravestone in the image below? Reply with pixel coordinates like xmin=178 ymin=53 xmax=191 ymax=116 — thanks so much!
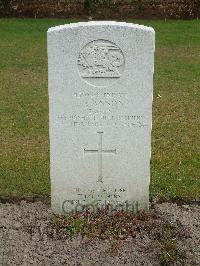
xmin=48 ymin=21 xmax=155 ymax=214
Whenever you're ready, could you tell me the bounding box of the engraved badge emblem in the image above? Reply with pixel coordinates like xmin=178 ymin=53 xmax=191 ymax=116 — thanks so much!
xmin=78 ymin=39 xmax=125 ymax=87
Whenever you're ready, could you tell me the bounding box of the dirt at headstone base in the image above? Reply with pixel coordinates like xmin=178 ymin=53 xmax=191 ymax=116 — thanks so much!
xmin=0 ymin=201 xmax=199 ymax=265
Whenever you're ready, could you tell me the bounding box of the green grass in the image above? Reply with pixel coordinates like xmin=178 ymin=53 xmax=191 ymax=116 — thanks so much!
xmin=0 ymin=19 xmax=199 ymax=201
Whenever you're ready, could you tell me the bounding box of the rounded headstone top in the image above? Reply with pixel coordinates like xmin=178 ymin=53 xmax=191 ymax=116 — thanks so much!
xmin=48 ymin=21 xmax=155 ymax=35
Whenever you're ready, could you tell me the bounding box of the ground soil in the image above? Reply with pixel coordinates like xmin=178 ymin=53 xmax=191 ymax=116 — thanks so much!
xmin=0 ymin=201 xmax=199 ymax=265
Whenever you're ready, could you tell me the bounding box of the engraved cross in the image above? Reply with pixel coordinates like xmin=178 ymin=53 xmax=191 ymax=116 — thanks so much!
xmin=84 ymin=131 xmax=117 ymax=183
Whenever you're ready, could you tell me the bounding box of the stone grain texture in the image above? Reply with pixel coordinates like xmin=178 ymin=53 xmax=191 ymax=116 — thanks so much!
xmin=48 ymin=21 xmax=155 ymax=214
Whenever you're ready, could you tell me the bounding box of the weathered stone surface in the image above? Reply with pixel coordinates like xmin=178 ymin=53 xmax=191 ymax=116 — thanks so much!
xmin=48 ymin=21 xmax=155 ymax=214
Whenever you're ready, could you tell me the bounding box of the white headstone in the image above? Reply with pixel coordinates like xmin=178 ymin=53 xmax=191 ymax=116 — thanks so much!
xmin=48 ymin=21 xmax=155 ymax=214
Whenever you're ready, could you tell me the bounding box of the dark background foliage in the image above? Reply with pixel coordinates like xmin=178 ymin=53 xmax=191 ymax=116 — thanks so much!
xmin=0 ymin=0 xmax=199 ymax=19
